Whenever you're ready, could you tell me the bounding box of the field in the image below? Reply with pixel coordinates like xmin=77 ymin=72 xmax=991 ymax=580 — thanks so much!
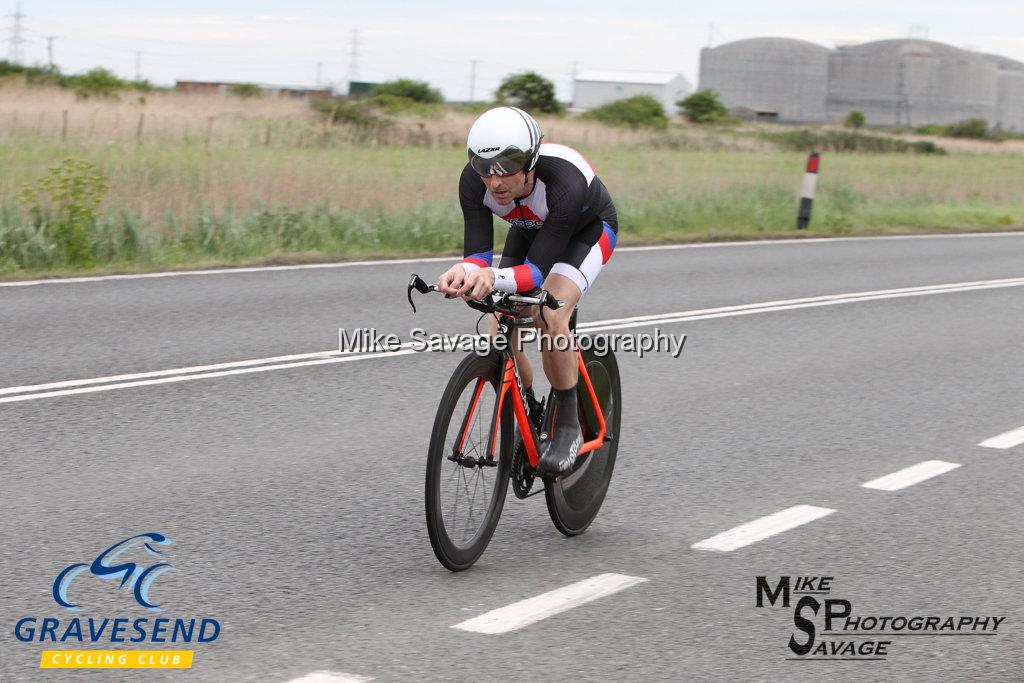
xmin=2 ymin=80 xmax=1023 ymax=277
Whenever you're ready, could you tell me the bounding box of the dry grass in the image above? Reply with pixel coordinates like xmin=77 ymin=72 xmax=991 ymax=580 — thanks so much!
xmin=1 ymin=84 xmax=1022 ymax=276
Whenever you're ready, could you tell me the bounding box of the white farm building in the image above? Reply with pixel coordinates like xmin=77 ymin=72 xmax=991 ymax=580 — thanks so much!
xmin=573 ymin=70 xmax=693 ymax=113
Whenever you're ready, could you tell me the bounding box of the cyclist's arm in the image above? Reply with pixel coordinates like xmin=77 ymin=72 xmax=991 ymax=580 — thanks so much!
xmin=459 ymin=164 xmax=494 ymax=274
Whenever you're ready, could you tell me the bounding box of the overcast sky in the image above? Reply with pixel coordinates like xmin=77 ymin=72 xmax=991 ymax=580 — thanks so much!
xmin=7 ymin=1 xmax=1024 ymax=99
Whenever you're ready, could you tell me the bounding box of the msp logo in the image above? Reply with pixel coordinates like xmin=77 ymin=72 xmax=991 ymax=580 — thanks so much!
xmin=13 ymin=532 xmax=221 ymax=670
xmin=756 ymin=575 xmax=1007 ymax=661
xmin=54 ymin=533 xmax=175 ymax=612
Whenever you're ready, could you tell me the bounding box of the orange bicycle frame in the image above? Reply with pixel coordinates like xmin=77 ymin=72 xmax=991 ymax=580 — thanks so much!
xmin=452 ymin=341 xmax=607 ymax=470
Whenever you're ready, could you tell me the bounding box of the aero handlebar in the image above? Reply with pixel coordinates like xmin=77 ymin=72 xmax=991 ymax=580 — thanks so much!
xmin=406 ymin=273 xmax=563 ymax=322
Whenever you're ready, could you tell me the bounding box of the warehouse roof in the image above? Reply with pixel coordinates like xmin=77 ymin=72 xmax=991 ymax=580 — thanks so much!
xmin=575 ymin=70 xmax=682 ymax=85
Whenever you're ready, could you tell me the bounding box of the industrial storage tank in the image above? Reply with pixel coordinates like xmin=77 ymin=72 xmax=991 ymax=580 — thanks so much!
xmin=698 ymin=38 xmax=830 ymax=122
xmin=984 ymin=54 xmax=1024 ymax=132
xmin=826 ymin=39 xmax=999 ymax=126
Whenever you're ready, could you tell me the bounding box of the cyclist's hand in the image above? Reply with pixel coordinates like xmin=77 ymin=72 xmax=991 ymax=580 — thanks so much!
xmin=458 ymin=267 xmax=495 ymax=301
xmin=437 ymin=265 xmax=466 ymax=297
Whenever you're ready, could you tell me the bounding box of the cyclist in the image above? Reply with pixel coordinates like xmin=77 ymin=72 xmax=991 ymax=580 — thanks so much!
xmin=437 ymin=106 xmax=619 ymax=476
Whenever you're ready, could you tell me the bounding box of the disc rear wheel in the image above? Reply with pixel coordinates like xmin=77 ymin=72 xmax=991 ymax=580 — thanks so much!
xmin=544 ymin=345 xmax=621 ymax=536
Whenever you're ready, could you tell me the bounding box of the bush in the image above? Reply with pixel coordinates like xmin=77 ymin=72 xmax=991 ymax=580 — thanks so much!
xmin=943 ymin=118 xmax=991 ymax=139
xmin=844 ymin=110 xmax=866 ymax=129
xmin=761 ymin=129 xmax=946 ymax=155
xmin=495 ymin=72 xmax=563 ymax=114
xmin=372 ymin=78 xmax=443 ymax=104
xmin=60 ymin=67 xmax=151 ymax=100
xmin=678 ymin=89 xmax=728 ymax=124
xmin=310 ymin=96 xmax=391 ymax=127
xmin=580 ymin=95 xmax=668 ymax=129
xmin=15 ymin=158 xmax=110 ymax=265
xmin=229 ymin=82 xmax=261 ymax=98
xmin=0 ymin=59 xmax=60 ymax=85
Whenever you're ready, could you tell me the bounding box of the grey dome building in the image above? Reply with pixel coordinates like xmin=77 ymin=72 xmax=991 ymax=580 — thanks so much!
xmin=826 ymin=39 xmax=999 ymax=126
xmin=985 ymin=54 xmax=1024 ymax=132
xmin=698 ymin=37 xmax=830 ymax=122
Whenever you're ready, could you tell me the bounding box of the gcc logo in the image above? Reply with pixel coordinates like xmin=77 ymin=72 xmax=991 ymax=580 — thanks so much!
xmin=52 ymin=533 xmax=174 ymax=612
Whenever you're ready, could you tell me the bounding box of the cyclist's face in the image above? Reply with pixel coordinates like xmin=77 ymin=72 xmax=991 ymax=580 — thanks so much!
xmin=481 ymin=170 xmax=531 ymax=204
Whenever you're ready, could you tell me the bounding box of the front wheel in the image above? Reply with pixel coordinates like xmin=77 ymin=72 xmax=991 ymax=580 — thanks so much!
xmin=544 ymin=345 xmax=622 ymax=536
xmin=425 ymin=353 xmax=513 ymax=571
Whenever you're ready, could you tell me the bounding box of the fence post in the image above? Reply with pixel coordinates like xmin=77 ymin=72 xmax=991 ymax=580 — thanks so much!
xmin=61 ymin=109 xmax=68 ymax=142
xmin=136 ymin=112 xmax=145 ymax=144
xmin=205 ymin=116 xmax=214 ymax=151
xmin=796 ymin=152 xmax=820 ymax=229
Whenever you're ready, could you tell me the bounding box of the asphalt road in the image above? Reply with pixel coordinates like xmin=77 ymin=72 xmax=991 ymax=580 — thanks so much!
xmin=2 ymin=233 xmax=1023 ymax=682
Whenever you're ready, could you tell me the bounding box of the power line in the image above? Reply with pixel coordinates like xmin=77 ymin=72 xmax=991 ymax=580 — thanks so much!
xmin=7 ymin=0 xmax=25 ymax=63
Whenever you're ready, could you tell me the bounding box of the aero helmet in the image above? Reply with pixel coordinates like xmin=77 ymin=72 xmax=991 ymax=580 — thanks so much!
xmin=467 ymin=106 xmax=543 ymax=177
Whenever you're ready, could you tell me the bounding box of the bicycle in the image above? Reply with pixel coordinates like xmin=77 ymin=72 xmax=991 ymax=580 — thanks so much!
xmin=407 ymin=274 xmax=622 ymax=571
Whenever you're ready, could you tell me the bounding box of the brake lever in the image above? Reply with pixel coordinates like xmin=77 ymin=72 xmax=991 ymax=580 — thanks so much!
xmin=407 ymin=274 xmax=436 ymax=313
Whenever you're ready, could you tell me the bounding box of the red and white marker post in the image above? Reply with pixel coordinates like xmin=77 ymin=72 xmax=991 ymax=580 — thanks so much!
xmin=796 ymin=152 xmax=820 ymax=229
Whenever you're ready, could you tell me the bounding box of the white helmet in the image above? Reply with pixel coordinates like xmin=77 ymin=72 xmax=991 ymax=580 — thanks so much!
xmin=467 ymin=106 xmax=543 ymax=177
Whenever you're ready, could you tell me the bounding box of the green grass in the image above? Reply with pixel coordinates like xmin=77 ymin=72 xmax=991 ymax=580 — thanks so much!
xmin=2 ymin=139 xmax=1023 ymax=279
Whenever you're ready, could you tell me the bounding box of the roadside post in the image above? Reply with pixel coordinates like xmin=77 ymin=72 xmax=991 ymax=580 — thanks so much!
xmin=796 ymin=152 xmax=820 ymax=229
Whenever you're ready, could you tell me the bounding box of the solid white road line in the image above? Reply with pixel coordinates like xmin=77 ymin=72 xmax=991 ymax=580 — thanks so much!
xmin=3 ymin=232 xmax=1021 ymax=287
xmin=0 ymin=344 xmax=417 ymax=397
xmin=578 ymin=277 xmax=1024 ymax=332
xmin=861 ymin=460 xmax=962 ymax=491
xmin=284 ymin=672 xmax=373 ymax=683
xmin=691 ymin=505 xmax=836 ymax=552
xmin=4 ymin=277 xmax=1024 ymax=404
xmin=0 ymin=349 xmax=420 ymax=404
xmin=979 ymin=426 xmax=1024 ymax=450
xmin=451 ymin=573 xmax=647 ymax=635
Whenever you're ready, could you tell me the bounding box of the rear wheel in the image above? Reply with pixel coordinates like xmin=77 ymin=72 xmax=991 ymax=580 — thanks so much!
xmin=425 ymin=353 xmax=512 ymax=571
xmin=544 ymin=344 xmax=621 ymax=536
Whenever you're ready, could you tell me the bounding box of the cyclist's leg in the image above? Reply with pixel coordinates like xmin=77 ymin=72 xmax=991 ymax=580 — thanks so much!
xmin=535 ymin=220 xmax=618 ymax=474
xmin=539 ymin=219 xmax=618 ymax=383
xmin=489 ymin=226 xmax=536 ymax=389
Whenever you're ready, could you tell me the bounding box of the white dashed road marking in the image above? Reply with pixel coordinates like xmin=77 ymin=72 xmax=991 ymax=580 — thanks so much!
xmin=861 ymin=460 xmax=962 ymax=491
xmin=979 ymin=426 xmax=1024 ymax=450
xmin=284 ymin=672 xmax=372 ymax=683
xmin=692 ymin=505 xmax=836 ymax=552
xmin=452 ymin=573 xmax=647 ymax=635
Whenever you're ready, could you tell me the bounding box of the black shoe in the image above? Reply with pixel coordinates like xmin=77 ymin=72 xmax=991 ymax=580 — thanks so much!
xmin=537 ymin=389 xmax=583 ymax=476
xmin=538 ymin=424 xmax=583 ymax=476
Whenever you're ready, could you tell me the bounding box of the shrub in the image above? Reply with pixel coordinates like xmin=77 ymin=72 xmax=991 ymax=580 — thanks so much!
xmin=66 ymin=67 xmax=123 ymax=99
xmin=761 ymin=129 xmax=946 ymax=155
xmin=495 ymin=72 xmax=563 ymax=114
xmin=15 ymin=158 xmax=110 ymax=265
xmin=678 ymin=89 xmax=728 ymax=124
xmin=372 ymin=78 xmax=443 ymax=104
xmin=844 ymin=110 xmax=866 ymax=128
xmin=60 ymin=67 xmax=151 ymax=100
xmin=943 ymin=118 xmax=991 ymax=139
xmin=310 ymin=96 xmax=390 ymax=127
xmin=0 ymin=59 xmax=60 ymax=85
xmin=369 ymin=93 xmax=442 ymax=116
xmin=229 ymin=82 xmax=261 ymax=98
xmin=580 ymin=95 xmax=668 ymax=129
